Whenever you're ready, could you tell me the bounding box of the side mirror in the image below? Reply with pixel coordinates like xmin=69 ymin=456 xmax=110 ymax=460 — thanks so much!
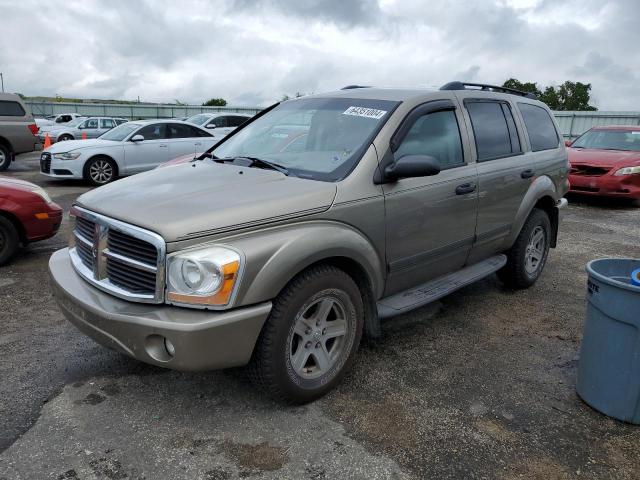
xmin=564 ymin=140 xmax=573 ymax=147
xmin=205 ymin=124 xmax=217 ymax=129
xmin=384 ymin=155 xmax=441 ymax=181
xmin=131 ymin=134 xmax=144 ymax=142
xmin=78 ymin=125 xmax=84 ymax=129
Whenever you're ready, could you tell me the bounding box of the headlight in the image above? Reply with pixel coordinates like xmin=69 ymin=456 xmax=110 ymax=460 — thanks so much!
xmin=166 ymin=246 xmax=242 ymax=307
xmin=53 ymin=152 xmax=81 ymax=161
xmin=30 ymin=187 xmax=52 ymax=204
xmin=614 ymin=166 xmax=640 ymax=176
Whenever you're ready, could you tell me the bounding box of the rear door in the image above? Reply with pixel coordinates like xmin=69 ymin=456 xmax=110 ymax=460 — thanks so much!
xmin=382 ymin=100 xmax=479 ymax=295
xmin=457 ymin=95 xmax=531 ymax=263
xmin=83 ymin=118 xmax=101 ymax=138
xmin=166 ymin=123 xmax=214 ymax=160
xmin=123 ymin=123 xmax=170 ymax=173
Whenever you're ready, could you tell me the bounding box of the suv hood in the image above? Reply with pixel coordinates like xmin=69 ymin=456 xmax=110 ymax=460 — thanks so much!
xmin=76 ymin=161 xmax=337 ymax=242
xmin=568 ymin=148 xmax=640 ymax=167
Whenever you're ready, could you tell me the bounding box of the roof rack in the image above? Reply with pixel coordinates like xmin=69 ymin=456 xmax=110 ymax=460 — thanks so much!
xmin=439 ymin=81 xmax=537 ymax=100
xmin=341 ymin=85 xmax=371 ymax=90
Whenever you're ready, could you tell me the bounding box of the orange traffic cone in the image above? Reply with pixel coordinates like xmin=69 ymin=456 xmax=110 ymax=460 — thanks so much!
xmin=82 ymin=132 xmax=87 ymax=140
xmin=43 ymin=133 xmax=51 ymax=149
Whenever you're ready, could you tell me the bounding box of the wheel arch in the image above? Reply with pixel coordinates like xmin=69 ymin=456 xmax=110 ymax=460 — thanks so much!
xmin=0 ymin=209 xmax=26 ymax=244
xmin=0 ymin=136 xmax=14 ymax=153
xmin=506 ymin=175 xmax=559 ymax=249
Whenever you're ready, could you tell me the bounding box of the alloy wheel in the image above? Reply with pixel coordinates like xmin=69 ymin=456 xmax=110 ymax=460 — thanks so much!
xmin=89 ymin=159 xmax=113 ymax=184
xmin=525 ymin=225 xmax=545 ymax=275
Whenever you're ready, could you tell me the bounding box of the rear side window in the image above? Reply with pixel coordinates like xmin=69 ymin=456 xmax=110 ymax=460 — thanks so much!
xmin=229 ymin=116 xmax=249 ymax=127
xmin=168 ymin=123 xmax=212 ymax=138
xmin=207 ymin=116 xmax=228 ymax=128
xmin=101 ymin=119 xmax=115 ymax=129
xmin=0 ymin=100 xmax=26 ymax=116
xmin=466 ymin=101 xmax=521 ymax=161
xmin=518 ymin=103 xmax=559 ymax=151
xmin=395 ymin=110 xmax=464 ymax=169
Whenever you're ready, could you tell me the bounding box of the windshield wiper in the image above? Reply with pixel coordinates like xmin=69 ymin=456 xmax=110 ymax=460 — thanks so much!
xmin=214 ymin=156 xmax=290 ymax=176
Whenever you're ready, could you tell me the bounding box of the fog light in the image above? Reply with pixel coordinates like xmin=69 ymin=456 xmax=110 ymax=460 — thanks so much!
xmin=164 ymin=338 xmax=175 ymax=357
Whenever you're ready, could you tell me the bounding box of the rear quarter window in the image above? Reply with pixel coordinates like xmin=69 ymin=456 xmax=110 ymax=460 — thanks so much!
xmin=0 ymin=100 xmax=26 ymax=117
xmin=518 ymin=103 xmax=559 ymax=151
xmin=465 ymin=101 xmax=521 ymax=161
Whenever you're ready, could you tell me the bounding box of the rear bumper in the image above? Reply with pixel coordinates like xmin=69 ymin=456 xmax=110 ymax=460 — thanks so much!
xmin=49 ymin=249 xmax=272 ymax=371
xmin=569 ymin=173 xmax=640 ymax=199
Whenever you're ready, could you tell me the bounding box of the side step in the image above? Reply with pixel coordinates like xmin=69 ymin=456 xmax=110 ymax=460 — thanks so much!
xmin=377 ymin=254 xmax=507 ymax=319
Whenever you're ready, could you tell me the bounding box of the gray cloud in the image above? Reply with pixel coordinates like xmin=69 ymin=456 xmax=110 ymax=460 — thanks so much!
xmin=0 ymin=0 xmax=638 ymax=109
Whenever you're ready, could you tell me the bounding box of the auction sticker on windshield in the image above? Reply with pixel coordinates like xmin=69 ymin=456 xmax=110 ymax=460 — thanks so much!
xmin=342 ymin=106 xmax=387 ymax=120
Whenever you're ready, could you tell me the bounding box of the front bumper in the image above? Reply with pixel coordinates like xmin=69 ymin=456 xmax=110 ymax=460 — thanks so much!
xmin=49 ymin=249 xmax=272 ymax=371
xmin=569 ymin=172 xmax=640 ymax=199
xmin=40 ymin=153 xmax=84 ymax=179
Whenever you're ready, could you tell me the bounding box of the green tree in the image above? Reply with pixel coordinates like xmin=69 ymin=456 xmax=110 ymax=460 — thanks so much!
xmin=502 ymin=79 xmax=597 ymax=111
xmin=202 ymin=98 xmax=227 ymax=107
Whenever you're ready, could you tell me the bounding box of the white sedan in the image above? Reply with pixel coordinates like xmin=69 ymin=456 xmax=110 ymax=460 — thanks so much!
xmin=40 ymin=120 xmax=217 ymax=185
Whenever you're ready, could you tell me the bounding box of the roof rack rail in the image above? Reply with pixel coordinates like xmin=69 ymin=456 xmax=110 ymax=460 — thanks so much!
xmin=439 ymin=81 xmax=537 ymax=100
xmin=341 ymin=85 xmax=371 ymax=90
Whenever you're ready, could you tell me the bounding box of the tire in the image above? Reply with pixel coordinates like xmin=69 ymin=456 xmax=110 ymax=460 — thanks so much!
xmin=0 ymin=216 xmax=20 ymax=266
xmin=0 ymin=144 xmax=11 ymax=171
xmin=84 ymin=156 xmax=117 ymax=186
xmin=58 ymin=134 xmax=73 ymax=142
xmin=498 ymin=208 xmax=551 ymax=289
xmin=249 ymin=265 xmax=364 ymax=403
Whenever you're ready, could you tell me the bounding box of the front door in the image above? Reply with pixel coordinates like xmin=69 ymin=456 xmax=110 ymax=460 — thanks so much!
xmin=123 ymin=123 xmax=170 ymax=173
xmin=383 ymin=101 xmax=478 ymax=296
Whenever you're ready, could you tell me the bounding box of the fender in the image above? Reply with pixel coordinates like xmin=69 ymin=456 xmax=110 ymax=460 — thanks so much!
xmin=221 ymin=221 xmax=385 ymax=307
xmin=504 ymin=175 xmax=558 ymax=248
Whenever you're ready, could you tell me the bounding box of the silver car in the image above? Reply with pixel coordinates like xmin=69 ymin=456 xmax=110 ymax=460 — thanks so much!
xmin=185 ymin=112 xmax=252 ymax=139
xmin=39 ymin=117 xmax=127 ymax=144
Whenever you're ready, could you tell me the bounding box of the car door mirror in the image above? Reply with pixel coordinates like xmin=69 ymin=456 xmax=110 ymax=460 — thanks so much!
xmin=205 ymin=124 xmax=217 ymax=129
xmin=131 ymin=134 xmax=144 ymax=142
xmin=384 ymin=155 xmax=441 ymax=181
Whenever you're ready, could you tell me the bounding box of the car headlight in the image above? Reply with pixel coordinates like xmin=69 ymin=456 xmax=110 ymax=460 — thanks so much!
xmin=30 ymin=187 xmax=53 ymax=204
xmin=166 ymin=246 xmax=242 ymax=307
xmin=614 ymin=166 xmax=640 ymax=176
xmin=53 ymin=152 xmax=81 ymax=161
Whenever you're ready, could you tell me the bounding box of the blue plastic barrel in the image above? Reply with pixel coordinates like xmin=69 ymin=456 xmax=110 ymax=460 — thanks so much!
xmin=577 ymin=258 xmax=640 ymax=423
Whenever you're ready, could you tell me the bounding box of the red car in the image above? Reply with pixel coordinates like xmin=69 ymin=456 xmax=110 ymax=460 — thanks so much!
xmin=567 ymin=126 xmax=640 ymax=199
xmin=0 ymin=177 xmax=63 ymax=265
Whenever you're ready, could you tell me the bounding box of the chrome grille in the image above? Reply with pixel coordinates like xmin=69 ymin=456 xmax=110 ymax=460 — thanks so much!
xmin=69 ymin=206 xmax=166 ymax=303
xmin=40 ymin=152 xmax=51 ymax=173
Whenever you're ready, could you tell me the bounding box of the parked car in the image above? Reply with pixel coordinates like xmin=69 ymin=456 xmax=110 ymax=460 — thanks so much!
xmin=40 ymin=120 xmax=216 ymax=185
xmin=0 ymin=93 xmax=40 ymax=171
xmin=38 ymin=117 xmax=127 ymax=144
xmin=0 ymin=177 xmax=62 ymax=265
xmin=185 ymin=113 xmax=252 ymax=139
xmin=567 ymin=126 xmax=640 ymax=200
xmin=50 ymin=82 xmax=569 ymax=402
xmin=34 ymin=113 xmax=85 ymax=128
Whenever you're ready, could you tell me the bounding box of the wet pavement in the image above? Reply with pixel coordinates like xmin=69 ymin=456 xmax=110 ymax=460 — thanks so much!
xmin=1 ymin=152 xmax=640 ymax=479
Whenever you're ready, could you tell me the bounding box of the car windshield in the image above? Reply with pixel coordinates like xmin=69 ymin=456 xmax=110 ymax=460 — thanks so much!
xmin=571 ymin=130 xmax=640 ymax=152
xmin=212 ymin=97 xmax=399 ymax=181
xmin=186 ymin=114 xmax=212 ymax=126
xmin=99 ymin=123 xmax=140 ymax=141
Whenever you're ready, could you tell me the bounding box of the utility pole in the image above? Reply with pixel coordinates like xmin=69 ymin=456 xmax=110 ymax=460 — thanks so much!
xmin=0 ymin=73 xmax=4 ymax=93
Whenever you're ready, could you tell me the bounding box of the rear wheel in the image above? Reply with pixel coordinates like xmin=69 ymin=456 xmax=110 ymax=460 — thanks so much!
xmin=58 ymin=134 xmax=73 ymax=142
xmin=0 ymin=144 xmax=11 ymax=171
xmin=84 ymin=156 xmax=117 ymax=185
xmin=498 ymin=208 xmax=551 ymax=289
xmin=0 ymin=216 xmax=19 ymax=266
xmin=249 ymin=265 xmax=364 ymax=403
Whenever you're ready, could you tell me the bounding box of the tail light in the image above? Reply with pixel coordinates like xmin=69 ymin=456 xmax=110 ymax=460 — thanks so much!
xmin=27 ymin=124 xmax=38 ymax=135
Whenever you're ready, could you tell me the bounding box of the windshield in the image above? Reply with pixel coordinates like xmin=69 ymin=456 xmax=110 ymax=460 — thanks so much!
xmin=212 ymin=97 xmax=399 ymax=181
xmin=572 ymin=129 xmax=640 ymax=152
xmin=186 ymin=114 xmax=212 ymax=126
xmin=99 ymin=123 xmax=140 ymax=141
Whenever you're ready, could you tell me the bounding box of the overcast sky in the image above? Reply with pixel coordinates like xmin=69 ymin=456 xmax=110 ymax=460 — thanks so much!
xmin=1 ymin=0 xmax=638 ymax=109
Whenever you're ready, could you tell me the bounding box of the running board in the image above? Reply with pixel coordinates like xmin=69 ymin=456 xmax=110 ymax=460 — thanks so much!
xmin=377 ymin=254 xmax=507 ymax=319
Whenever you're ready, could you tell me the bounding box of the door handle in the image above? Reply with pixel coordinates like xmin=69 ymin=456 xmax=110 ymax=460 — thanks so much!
xmin=455 ymin=183 xmax=477 ymax=195
xmin=194 ymin=142 xmax=202 ymax=146
xmin=159 ymin=144 xmax=168 ymax=148
xmin=521 ymin=169 xmax=535 ymax=179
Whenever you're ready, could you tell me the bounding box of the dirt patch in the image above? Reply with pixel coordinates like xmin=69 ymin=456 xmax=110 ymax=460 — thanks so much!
xmin=218 ymin=439 xmax=288 ymax=474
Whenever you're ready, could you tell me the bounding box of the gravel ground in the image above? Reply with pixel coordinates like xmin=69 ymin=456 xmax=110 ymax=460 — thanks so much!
xmin=1 ymin=152 xmax=639 ymax=479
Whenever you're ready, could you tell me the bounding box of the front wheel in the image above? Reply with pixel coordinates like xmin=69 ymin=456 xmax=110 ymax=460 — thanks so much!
xmin=498 ymin=208 xmax=551 ymax=289
xmin=84 ymin=156 xmax=117 ymax=185
xmin=0 ymin=216 xmax=19 ymax=266
xmin=58 ymin=134 xmax=73 ymax=142
xmin=249 ymin=265 xmax=364 ymax=403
